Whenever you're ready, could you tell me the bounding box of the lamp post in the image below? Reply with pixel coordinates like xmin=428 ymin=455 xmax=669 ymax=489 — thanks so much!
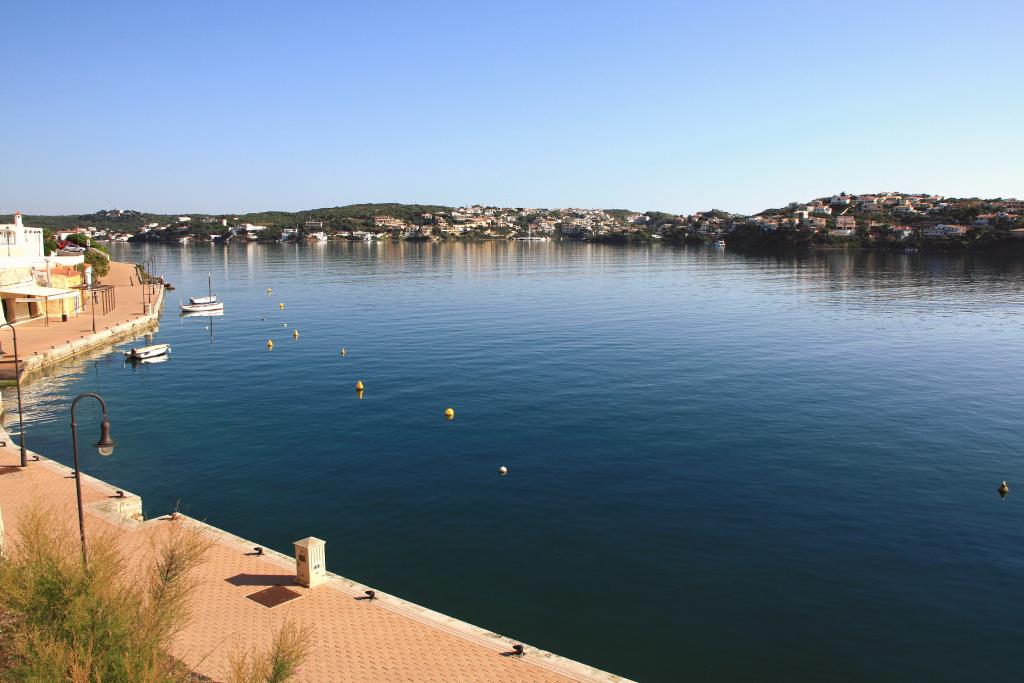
xmin=89 ymin=287 xmax=96 ymax=333
xmin=0 ymin=322 xmax=27 ymax=467
xmin=69 ymin=392 xmax=116 ymax=567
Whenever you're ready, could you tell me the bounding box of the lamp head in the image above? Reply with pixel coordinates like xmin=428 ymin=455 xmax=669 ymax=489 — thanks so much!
xmin=95 ymin=418 xmax=115 ymax=456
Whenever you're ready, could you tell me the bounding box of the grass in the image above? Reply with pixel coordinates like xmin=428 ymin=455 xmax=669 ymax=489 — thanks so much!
xmin=0 ymin=502 xmax=310 ymax=682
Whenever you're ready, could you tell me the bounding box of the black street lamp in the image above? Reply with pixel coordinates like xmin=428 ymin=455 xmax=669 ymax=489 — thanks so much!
xmin=89 ymin=287 xmax=96 ymax=333
xmin=0 ymin=321 xmax=28 ymax=467
xmin=70 ymin=392 xmax=116 ymax=567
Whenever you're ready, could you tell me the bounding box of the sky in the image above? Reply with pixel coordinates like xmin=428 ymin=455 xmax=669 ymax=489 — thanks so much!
xmin=2 ymin=0 xmax=1022 ymax=216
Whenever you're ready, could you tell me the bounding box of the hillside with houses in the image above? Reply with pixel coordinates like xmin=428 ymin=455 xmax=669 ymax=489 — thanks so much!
xmin=4 ymin=193 xmax=1023 ymax=251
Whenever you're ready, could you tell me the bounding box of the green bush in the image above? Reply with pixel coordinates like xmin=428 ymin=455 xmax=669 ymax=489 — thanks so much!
xmin=85 ymin=250 xmax=110 ymax=279
xmin=43 ymin=230 xmax=58 ymax=256
xmin=66 ymin=234 xmax=90 ymax=248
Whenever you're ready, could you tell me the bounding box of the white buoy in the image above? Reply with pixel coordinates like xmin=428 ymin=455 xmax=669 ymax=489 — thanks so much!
xmin=499 ymin=466 xmax=508 ymax=475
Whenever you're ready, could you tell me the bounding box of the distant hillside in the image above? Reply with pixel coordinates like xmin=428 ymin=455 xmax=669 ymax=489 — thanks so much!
xmin=0 ymin=209 xmax=170 ymax=233
xmin=5 ymin=193 xmax=1021 ymax=251
xmin=1 ymin=203 xmax=455 ymax=233
xmin=237 ymin=204 xmax=454 ymax=230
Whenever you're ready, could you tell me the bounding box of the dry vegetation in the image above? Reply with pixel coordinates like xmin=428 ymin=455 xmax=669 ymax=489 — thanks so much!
xmin=0 ymin=503 xmax=309 ymax=682
xmin=227 ymin=621 xmax=312 ymax=683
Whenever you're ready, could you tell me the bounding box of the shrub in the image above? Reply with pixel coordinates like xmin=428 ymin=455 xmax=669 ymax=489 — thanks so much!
xmin=0 ymin=504 xmax=311 ymax=682
xmin=85 ymin=249 xmax=110 ymax=279
xmin=227 ymin=621 xmax=312 ymax=683
xmin=0 ymin=503 xmax=210 ymax=682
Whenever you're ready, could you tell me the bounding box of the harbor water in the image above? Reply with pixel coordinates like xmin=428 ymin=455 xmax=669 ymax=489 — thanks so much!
xmin=10 ymin=240 xmax=1024 ymax=682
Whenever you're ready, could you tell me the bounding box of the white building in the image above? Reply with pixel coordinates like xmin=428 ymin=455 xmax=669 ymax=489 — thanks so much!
xmin=922 ymin=224 xmax=969 ymax=238
xmin=0 ymin=213 xmax=85 ymax=324
xmin=232 ymin=224 xmax=268 ymax=240
xmin=0 ymin=212 xmax=45 ymax=261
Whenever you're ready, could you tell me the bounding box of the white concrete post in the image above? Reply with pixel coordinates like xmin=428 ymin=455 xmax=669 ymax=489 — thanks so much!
xmin=294 ymin=537 xmax=327 ymax=588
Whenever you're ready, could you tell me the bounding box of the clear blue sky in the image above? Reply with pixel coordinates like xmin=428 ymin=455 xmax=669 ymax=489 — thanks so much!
xmin=3 ymin=0 xmax=1022 ymax=216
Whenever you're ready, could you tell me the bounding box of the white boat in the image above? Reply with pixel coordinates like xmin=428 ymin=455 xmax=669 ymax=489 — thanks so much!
xmin=715 ymin=240 xmax=727 ymax=247
xmin=515 ymin=224 xmax=550 ymax=241
xmin=180 ymin=300 xmax=224 ymax=313
xmin=123 ymin=343 xmax=170 ymax=361
xmin=180 ymin=308 xmax=224 ymax=318
xmin=182 ymin=274 xmax=224 ymax=313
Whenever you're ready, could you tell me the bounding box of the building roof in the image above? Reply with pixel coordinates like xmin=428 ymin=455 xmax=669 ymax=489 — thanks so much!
xmin=0 ymin=283 xmax=76 ymax=299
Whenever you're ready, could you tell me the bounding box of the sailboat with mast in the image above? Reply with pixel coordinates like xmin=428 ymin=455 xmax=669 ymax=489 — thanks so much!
xmin=181 ymin=273 xmax=225 ymax=313
xmin=515 ymin=222 xmax=550 ymax=241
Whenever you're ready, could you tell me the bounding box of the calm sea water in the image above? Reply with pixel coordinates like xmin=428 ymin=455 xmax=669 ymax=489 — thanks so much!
xmin=9 ymin=241 xmax=1024 ymax=682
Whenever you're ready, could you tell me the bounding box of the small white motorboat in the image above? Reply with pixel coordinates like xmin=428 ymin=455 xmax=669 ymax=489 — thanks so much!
xmin=189 ymin=294 xmax=218 ymax=305
xmin=123 ymin=343 xmax=171 ymax=361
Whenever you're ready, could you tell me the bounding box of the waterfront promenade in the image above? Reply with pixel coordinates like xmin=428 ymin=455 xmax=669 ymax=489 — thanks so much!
xmin=0 ymin=260 xmax=160 ymax=381
xmin=0 ymin=443 xmax=624 ymax=682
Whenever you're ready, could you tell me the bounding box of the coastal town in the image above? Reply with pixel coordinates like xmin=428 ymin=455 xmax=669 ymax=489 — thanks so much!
xmin=7 ymin=192 xmax=1024 ymax=251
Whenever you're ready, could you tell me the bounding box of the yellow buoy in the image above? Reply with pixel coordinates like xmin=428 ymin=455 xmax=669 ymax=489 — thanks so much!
xmin=999 ymin=481 xmax=1009 ymax=497
xmin=267 ymin=339 xmax=273 ymax=350
xmin=293 ymin=329 xmax=299 ymax=338
xmin=267 ymin=288 xmax=272 ymax=294
xmin=340 ymin=348 xmax=347 ymax=356
xmin=356 ymin=388 xmax=364 ymax=400
xmin=279 ymin=303 xmax=284 ymax=310
xmin=355 ymin=380 xmax=364 ymax=391
xmin=444 ymin=408 xmax=455 ymax=420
